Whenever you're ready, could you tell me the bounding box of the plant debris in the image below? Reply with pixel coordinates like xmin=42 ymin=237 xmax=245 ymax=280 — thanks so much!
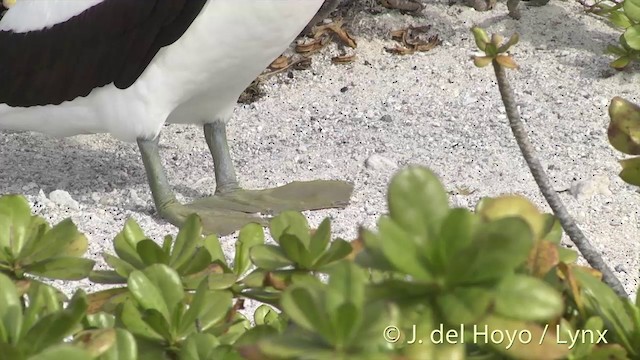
xmin=240 ymin=19 xmax=358 ymax=104
xmin=380 ymin=0 xmax=425 ymax=13
xmin=297 ymin=19 xmax=358 ymax=64
xmin=385 ymin=25 xmax=443 ymax=55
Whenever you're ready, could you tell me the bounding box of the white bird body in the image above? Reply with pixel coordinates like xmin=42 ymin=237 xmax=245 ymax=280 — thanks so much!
xmin=0 ymin=0 xmax=324 ymax=142
xmin=0 ymin=0 xmax=354 ymax=237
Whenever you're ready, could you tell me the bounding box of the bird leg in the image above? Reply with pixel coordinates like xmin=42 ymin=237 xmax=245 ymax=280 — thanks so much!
xmin=137 ymin=122 xmax=354 ymax=237
xmin=190 ymin=120 xmax=354 ymax=229
xmin=137 ymin=135 xmax=265 ymax=236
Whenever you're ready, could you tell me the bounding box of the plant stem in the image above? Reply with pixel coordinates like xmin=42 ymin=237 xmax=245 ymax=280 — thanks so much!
xmin=492 ymin=62 xmax=628 ymax=298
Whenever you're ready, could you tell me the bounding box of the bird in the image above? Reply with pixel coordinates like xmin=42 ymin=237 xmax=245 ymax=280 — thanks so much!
xmin=0 ymin=0 xmax=354 ymax=236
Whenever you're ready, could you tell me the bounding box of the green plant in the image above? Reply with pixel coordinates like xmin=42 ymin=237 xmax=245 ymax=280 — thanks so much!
xmin=1 ymin=162 xmax=629 ymax=359
xmin=0 ymin=195 xmax=95 ymax=283
xmin=607 ymin=96 xmax=640 ymax=186
xmin=471 ymin=26 xmax=628 ymax=298
xmin=582 ymin=0 xmax=640 ymax=69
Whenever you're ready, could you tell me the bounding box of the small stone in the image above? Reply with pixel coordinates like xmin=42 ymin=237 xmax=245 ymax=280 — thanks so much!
xmin=365 ymin=154 xmax=397 ymax=171
xmin=461 ymin=94 xmax=477 ymax=106
xmin=48 ymin=190 xmax=80 ymax=210
xmin=129 ymin=189 xmax=146 ymax=208
xmin=22 ymin=182 xmax=37 ymax=191
xmin=569 ymin=175 xmax=612 ymax=202
xmin=380 ymin=114 xmax=393 ymax=123
xmin=91 ymin=192 xmax=102 ymax=203
xmin=615 ymin=264 xmax=627 ymax=273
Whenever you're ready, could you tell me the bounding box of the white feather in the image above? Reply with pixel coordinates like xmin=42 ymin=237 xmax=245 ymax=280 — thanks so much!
xmin=0 ymin=0 xmax=324 ymax=142
xmin=0 ymin=0 xmax=103 ymax=32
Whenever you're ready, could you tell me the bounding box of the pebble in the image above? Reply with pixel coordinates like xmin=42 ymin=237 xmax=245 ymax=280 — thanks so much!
xmin=380 ymin=114 xmax=393 ymax=123
xmin=48 ymin=190 xmax=80 ymax=210
xmin=21 ymin=182 xmax=37 ymax=191
xmin=128 ymin=189 xmax=146 ymax=208
xmin=569 ymin=175 xmax=612 ymax=202
xmin=365 ymin=154 xmax=397 ymax=171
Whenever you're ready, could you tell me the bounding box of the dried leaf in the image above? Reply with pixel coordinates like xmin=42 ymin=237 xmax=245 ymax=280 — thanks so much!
xmin=380 ymin=0 xmax=425 ymax=12
xmin=495 ymin=54 xmax=519 ymax=69
xmin=332 ymin=54 xmax=357 ymax=64
xmin=527 ymin=240 xmax=559 ymax=277
xmin=295 ymin=38 xmax=327 ymax=54
xmin=385 ymin=46 xmax=415 ymax=55
xmin=269 ymin=55 xmax=290 ymax=70
xmin=557 ymin=262 xmax=585 ymax=314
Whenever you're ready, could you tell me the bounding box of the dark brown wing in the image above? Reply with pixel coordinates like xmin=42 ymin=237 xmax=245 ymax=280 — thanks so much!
xmin=0 ymin=0 xmax=207 ymax=107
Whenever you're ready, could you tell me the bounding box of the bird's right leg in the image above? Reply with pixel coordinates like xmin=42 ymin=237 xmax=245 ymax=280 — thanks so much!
xmin=137 ymin=134 xmax=264 ymax=235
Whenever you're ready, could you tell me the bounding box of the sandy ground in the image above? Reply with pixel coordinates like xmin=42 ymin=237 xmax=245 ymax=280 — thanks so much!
xmin=1 ymin=1 xmax=639 ymax=314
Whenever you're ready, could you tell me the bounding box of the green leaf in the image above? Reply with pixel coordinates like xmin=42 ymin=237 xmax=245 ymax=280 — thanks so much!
xmin=23 ymin=292 xmax=88 ymax=356
xmin=253 ymin=305 xmax=283 ymax=329
xmin=573 ymin=268 xmax=635 ymax=350
xmin=112 ymin=219 xmax=146 ymax=269
xmin=611 ymin=10 xmax=633 ymax=28
xmin=387 ymin=166 xmax=449 ymax=239
xmin=608 ymin=96 xmax=640 ymax=156
xmin=206 ymin=273 xmax=237 ymax=290
xmin=141 ymin=309 xmax=173 ymax=341
xmin=308 ymin=218 xmax=331 ymax=261
xmin=280 ymin=284 xmax=331 ymax=338
xmin=27 ymin=345 xmax=92 ymax=360
xmin=249 ymin=245 xmax=293 ymax=270
xmin=118 ymin=301 xmax=163 ymax=341
xmin=618 ymin=157 xmax=640 ymax=186
xmin=607 ymin=44 xmax=628 ymax=57
xmin=85 ymin=287 xmax=130 ymax=315
xmin=624 ymin=25 xmax=640 ymax=50
xmin=178 ymin=249 xmax=213 ymax=277
xmin=331 ymin=302 xmax=360 ymax=347
xmin=0 ymin=273 xmax=22 ymax=344
xmin=313 ymin=239 xmax=352 ymax=269
xmin=611 ymin=56 xmax=632 ymax=70
xmin=234 ymin=223 xmax=264 ymax=277
xmin=280 ymin=235 xmax=312 ymax=269
xmin=136 ymin=240 xmax=169 ymax=266
xmin=88 ymin=270 xmax=127 ymax=285
xmin=71 ymin=328 xmax=116 ymax=357
xmin=437 ymin=287 xmax=493 ymax=325
xmin=327 ymin=262 xmax=366 ymax=309
xmin=103 ymin=253 xmax=136 ymax=279
xmin=540 ymin=214 xmax=562 ymax=244
xmin=0 ymin=195 xmax=34 ymax=259
xmin=195 ymin=290 xmax=233 ymax=333
xmin=447 ymin=217 xmax=533 ymax=285
xmin=127 ymin=269 xmax=171 ymax=320
xmin=179 ymin=280 xmax=209 ymax=338
xmin=494 ymin=274 xmax=563 ymax=321
xmin=203 ymin=234 xmax=226 ymax=264
xmin=436 ymin=208 xmax=478 ymax=272
xmin=23 ymin=281 xmax=62 ymax=333
xmin=100 ymin=328 xmax=137 ymax=360
xmin=269 ymin=212 xmax=311 ymax=248
xmin=624 ymin=0 xmax=640 ymax=23
xmin=377 ymin=216 xmax=432 ymax=281
xmin=471 ymin=26 xmax=490 ymax=51
xmin=25 ymin=257 xmax=95 ymax=280
xmin=23 ymin=219 xmax=87 ymax=264
xmin=179 ymin=333 xmax=221 ymax=360
xmin=170 ymin=215 xmax=204 ymax=271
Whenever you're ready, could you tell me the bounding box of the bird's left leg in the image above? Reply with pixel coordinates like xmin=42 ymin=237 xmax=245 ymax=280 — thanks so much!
xmin=189 ymin=120 xmax=354 ymax=218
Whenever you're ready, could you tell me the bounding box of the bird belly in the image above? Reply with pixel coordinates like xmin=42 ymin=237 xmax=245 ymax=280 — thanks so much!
xmin=163 ymin=0 xmax=324 ymax=125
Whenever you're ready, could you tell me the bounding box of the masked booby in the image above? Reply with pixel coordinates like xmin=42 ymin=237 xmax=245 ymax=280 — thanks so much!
xmin=0 ymin=0 xmax=354 ymax=236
